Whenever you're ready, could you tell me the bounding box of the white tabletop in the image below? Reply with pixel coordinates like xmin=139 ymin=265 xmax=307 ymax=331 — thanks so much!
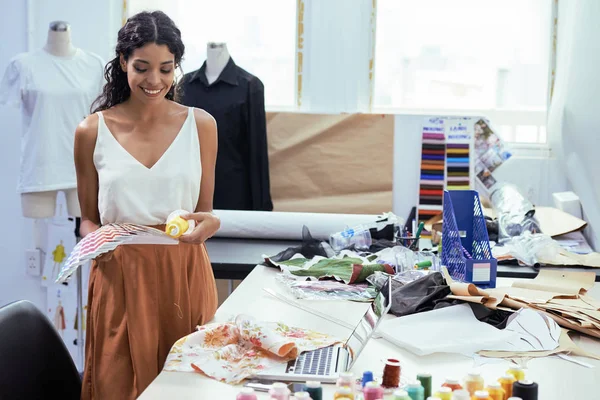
xmin=138 ymin=266 xmax=600 ymax=399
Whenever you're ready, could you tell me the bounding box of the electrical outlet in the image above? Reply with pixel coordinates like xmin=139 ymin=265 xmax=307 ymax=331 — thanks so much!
xmin=26 ymin=249 xmax=41 ymax=276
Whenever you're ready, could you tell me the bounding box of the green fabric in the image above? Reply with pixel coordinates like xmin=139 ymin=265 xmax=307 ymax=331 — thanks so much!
xmin=286 ymin=257 xmax=391 ymax=283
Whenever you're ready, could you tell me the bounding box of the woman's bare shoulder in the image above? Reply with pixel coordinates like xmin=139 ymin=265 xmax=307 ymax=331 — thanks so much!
xmin=191 ymin=107 xmax=217 ymax=133
xmin=75 ymin=113 xmax=100 ymax=145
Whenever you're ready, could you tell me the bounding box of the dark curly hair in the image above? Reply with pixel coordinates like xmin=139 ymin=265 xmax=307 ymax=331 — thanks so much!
xmin=91 ymin=11 xmax=185 ymax=113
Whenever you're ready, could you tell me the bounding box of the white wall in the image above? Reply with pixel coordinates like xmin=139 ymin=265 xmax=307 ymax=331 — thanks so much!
xmin=392 ymin=115 xmax=567 ymax=221
xmin=0 ymin=1 xmax=120 ymax=309
xmin=547 ymin=0 xmax=600 ymax=250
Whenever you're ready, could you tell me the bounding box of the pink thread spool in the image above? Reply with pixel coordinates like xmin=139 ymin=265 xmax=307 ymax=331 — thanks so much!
xmin=269 ymin=382 xmax=291 ymax=400
xmin=363 ymin=381 xmax=384 ymax=400
xmin=236 ymin=387 xmax=258 ymax=400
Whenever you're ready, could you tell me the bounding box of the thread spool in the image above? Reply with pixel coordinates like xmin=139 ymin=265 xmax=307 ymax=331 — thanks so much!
xmin=334 ymin=386 xmax=354 ymax=399
xmin=363 ymin=381 xmax=384 ymax=400
xmin=473 ymin=390 xmax=491 ymax=399
xmin=506 ymin=366 xmax=525 ymax=381
xmin=362 ymin=371 xmax=374 ymax=387
xmin=165 ymin=210 xmax=194 ymax=238
xmin=486 ymin=382 xmax=505 ymax=400
xmin=405 ymin=381 xmax=425 ymax=400
xmin=392 ymin=390 xmax=411 ymax=400
xmin=269 ymin=382 xmax=291 ymax=400
xmin=304 ymin=381 xmax=322 ymax=400
xmin=293 ymin=392 xmax=311 ymax=399
xmin=382 ymin=358 xmax=401 ymax=388
xmin=441 ymin=377 xmax=462 ymax=391
xmin=451 ymin=389 xmax=470 ymax=400
xmin=512 ymin=380 xmax=538 ymax=400
xmin=464 ymin=371 xmax=484 ymax=395
xmin=434 ymin=387 xmax=452 ymax=400
xmin=416 ymin=372 xmax=431 ymax=398
xmin=236 ymin=387 xmax=258 ymax=400
xmin=498 ymin=374 xmax=516 ymax=397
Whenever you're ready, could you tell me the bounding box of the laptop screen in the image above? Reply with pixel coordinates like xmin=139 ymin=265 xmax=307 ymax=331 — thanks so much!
xmin=343 ymin=276 xmax=392 ymax=370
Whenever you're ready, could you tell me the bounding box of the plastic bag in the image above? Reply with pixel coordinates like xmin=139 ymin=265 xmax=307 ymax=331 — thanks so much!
xmin=490 ymin=183 xmax=541 ymax=241
xmin=275 ymin=274 xmax=376 ymax=302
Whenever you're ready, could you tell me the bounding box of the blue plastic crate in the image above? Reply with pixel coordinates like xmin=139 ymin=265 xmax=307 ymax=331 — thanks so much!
xmin=441 ymin=190 xmax=497 ymax=288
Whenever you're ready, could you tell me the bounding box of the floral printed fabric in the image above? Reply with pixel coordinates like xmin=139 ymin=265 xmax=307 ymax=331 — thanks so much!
xmin=164 ymin=314 xmax=341 ymax=384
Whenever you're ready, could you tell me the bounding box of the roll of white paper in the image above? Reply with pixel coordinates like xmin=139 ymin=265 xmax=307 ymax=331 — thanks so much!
xmin=212 ymin=210 xmax=381 ymax=240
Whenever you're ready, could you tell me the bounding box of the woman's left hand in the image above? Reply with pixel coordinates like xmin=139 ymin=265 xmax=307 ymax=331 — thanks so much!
xmin=178 ymin=212 xmax=221 ymax=244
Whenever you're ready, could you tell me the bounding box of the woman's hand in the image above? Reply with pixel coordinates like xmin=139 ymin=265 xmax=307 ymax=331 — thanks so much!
xmin=178 ymin=212 xmax=221 ymax=244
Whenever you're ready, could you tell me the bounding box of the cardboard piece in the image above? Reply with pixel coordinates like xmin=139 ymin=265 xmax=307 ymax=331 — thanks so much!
xmin=535 ymin=206 xmax=587 ymax=237
xmin=446 ymin=269 xmax=600 ymax=339
xmin=512 ymin=269 xmax=596 ymax=295
xmin=266 ymin=112 xmax=394 ymax=214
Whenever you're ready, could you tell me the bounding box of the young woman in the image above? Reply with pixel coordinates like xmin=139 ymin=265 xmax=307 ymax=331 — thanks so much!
xmin=74 ymin=11 xmax=220 ymax=399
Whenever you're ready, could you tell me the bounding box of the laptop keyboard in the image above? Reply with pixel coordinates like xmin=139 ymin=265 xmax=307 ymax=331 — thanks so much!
xmin=291 ymin=346 xmax=334 ymax=375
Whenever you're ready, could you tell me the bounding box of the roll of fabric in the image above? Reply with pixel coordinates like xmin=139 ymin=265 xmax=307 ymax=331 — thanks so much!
xmin=212 ymin=210 xmax=381 ymax=240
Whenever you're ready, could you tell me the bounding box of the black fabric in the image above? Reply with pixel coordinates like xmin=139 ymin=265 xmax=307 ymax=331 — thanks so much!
xmin=266 ymin=226 xmax=331 ymax=264
xmin=0 ymin=300 xmax=81 ymax=399
xmin=382 ymin=272 xmax=451 ymax=317
xmin=381 ymin=273 xmax=511 ymax=328
xmin=181 ymin=57 xmax=273 ymax=211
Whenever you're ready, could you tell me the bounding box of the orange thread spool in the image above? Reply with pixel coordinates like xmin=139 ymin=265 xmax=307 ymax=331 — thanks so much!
xmin=382 ymin=358 xmax=401 ymax=388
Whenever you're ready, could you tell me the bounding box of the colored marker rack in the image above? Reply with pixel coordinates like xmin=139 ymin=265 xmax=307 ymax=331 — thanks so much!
xmin=441 ymin=190 xmax=497 ymax=288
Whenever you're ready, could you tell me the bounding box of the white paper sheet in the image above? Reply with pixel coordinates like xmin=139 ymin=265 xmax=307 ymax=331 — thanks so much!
xmin=481 ymin=308 xmax=561 ymax=352
xmin=379 ymin=304 xmax=518 ymax=356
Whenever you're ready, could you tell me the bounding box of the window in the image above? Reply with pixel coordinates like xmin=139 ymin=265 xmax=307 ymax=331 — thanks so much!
xmin=373 ymin=0 xmax=552 ymax=143
xmin=127 ymin=0 xmax=297 ymax=108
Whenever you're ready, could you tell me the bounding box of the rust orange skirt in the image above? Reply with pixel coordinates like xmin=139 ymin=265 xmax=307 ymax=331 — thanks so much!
xmin=81 ymin=239 xmax=218 ymax=400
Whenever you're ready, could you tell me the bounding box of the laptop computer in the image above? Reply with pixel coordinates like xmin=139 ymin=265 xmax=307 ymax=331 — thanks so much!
xmin=253 ymin=277 xmax=392 ymax=383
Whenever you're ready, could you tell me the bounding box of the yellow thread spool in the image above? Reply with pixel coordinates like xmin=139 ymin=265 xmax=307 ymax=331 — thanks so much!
xmin=485 ymin=382 xmax=505 ymax=400
xmin=498 ymin=374 xmax=516 ymax=397
xmin=506 ymin=366 xmax=525 ymax=381
xmin=166 ymin=216 xmax=189 ymax=238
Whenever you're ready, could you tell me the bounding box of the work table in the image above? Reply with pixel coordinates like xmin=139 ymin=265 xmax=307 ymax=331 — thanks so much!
xmin=138 ymin=264 xmax=600 ymax=399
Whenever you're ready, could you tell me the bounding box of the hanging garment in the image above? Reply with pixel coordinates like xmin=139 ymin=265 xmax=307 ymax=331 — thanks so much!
xmin=0 ymin=49 xmax=104 ymax=193
xmin=180 ymin=58 xmax=273 ymax=211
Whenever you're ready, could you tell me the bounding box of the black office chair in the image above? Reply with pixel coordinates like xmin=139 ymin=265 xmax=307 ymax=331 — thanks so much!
xmin=0 ymin=300 xmax=81 ymax=400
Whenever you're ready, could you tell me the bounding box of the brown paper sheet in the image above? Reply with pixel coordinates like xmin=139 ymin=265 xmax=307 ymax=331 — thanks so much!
xmin=490 ymin=287 xmax=573 ymax=305
xmin=549 ymin=297 xmax=599 ymax=310
xmin=535 ymin=206 xmax=587 ymax=237
xmin=478 ymin=329 xmax=600 ymax=360
xmin=512 ymin=269 xmax=596 ymax=294
xmin=449 ymin=282 xmax=490 ymax=297
xmin=266 ymin=112 xmax=394 ymax=214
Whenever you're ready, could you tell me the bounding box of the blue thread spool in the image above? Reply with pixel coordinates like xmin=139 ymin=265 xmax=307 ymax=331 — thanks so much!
xmin=362 ymin=371 xmax=374 ymax=387
xmin=406 ymin=381 xmax=424 ymax=400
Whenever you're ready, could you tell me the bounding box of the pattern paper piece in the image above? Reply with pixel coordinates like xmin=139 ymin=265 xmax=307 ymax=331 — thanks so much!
xmin=164 ymin=314 xmax=341 ymax=384
xmin=41 ymin=219 xmax=76 ymax=287
xmin=57 ymin=223 xmax=177 ymax=283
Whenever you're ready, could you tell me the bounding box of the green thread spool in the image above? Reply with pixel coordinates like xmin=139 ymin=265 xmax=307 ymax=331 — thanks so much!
xmin=415 ymin=260 xmax=433 ymax=270
xmin=304 ymin=381 xmax=322 ymax=400
xmin=417 ymin=373 xmax=432 ymax=398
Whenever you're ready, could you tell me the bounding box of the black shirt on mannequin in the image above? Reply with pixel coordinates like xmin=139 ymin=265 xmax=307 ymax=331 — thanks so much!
xmin=180 ymin=58 xmax=273 ymax=211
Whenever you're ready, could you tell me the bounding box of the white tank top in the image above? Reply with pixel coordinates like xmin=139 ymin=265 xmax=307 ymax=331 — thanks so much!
xmin=94 ymin=107 xmax=201 ymax=226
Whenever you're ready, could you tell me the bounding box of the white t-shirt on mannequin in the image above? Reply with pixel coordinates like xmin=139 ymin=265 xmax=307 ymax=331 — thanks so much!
xmin=0 ymin=48 xmax=104 ymax=193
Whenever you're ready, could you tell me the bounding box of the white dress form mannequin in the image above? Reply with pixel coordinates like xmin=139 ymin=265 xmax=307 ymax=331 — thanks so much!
xmin=205 ymin=42 xmax=230 ymax=85
xmin=22 ymin=21 xmax=81 ymax=220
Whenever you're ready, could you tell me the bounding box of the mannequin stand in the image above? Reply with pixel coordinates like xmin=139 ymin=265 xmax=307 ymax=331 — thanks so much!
xmin=74 ymin=217 xmax=84 ymax=372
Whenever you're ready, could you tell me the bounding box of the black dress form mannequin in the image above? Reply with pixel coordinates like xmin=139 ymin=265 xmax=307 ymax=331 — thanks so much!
xmin=180 ymin=43 xmax=273 ymax=211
